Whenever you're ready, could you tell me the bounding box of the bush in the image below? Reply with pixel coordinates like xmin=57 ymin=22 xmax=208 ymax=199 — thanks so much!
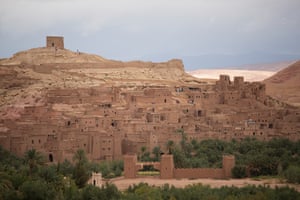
xmin=284 ymin=165 xmax=300 ymax=184
xmin=232 ymin=165 xmax=247 ymax=178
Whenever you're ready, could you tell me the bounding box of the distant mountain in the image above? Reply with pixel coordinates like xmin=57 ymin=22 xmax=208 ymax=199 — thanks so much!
xmin=188 ymin=60 xmax=297 ymax=82
xmin=224 ymin=60 xmax=297 ymax=71
xmin=188 ymin=69 xmax=276 ymax=82
xmin=263 ymin=61 xmax=300 ymax=107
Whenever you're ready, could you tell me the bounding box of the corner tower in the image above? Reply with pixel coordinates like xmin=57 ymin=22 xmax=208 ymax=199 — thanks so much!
xmin=46 ymin=36 xmax=64 ymax=49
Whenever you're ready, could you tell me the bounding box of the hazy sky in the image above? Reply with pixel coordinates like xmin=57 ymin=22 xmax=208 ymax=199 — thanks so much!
xmin=1 ymin=0 xmax=300 ymax=70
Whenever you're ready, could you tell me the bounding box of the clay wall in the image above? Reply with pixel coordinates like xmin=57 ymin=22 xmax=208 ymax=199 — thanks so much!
xmin=123 ymin=154 xmax=234 ymax=179
xmin=174 ymin=168 xmax=225 ymax=179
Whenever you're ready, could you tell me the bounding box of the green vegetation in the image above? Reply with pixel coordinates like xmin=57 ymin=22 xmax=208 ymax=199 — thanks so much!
xmin=0 ymin=146 xmax=123 ymax=200
xmin=124 ymin=183 xmax=300 ymax=200
xmin=1 ymin=136 xmax=300 ymax=199
xmin=165 ymin=133 xmax=300 ymax=179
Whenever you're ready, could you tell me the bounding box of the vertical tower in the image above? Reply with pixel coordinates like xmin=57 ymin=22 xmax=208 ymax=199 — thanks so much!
xmin=46 ymin=36 xmax=64 ymax=49
xmin=217 ymin=75 xmax=231 ymax=90
xmin=234 ymin=76 xmax=244 ymax=89
xmin=160 ymin=154 xmax=174 ymax=179
xmin=123 ymin=154 xmax=137 ymax=178
xmin=222 ymin=155 xmax=235 ymax=178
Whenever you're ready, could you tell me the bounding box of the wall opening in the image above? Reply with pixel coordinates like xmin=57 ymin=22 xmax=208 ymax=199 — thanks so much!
xmin=269 ymin=123 xmax=273 ymax=129
xmin=49 ymin=154 xmax=53 ymax=162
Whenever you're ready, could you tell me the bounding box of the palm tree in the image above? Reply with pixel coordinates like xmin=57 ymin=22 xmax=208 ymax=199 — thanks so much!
xmin=152 ymin=146 xmax=161 ymax=161
xmin=166 ymin=140 xmax=175 ymax=154
xmin=72 ymin=149 xmax=88 ymax=166
xmin=0 ymin=172 xmax=13 ymax=195
xmin=24 ymin=149 xmax=45 ymax=175
xmin=72 ymin=149 xmax=90 ymax=188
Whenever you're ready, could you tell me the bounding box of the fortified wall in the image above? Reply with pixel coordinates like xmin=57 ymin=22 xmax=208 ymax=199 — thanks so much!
xmin=124 ymin=154 xmax=235 ymax=179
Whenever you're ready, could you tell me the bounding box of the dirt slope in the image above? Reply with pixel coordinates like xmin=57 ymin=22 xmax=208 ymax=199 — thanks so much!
xmin=263 ymin=61 xmax=300 ymax=107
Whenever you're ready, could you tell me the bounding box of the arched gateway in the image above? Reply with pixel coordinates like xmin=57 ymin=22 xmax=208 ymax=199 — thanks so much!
xmin=124 ymin=154 xmax=235 ymax=179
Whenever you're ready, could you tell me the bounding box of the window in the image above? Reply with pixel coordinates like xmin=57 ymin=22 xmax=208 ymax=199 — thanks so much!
xmin=269 ymin=123 xmax=273 ymax=129
xmin=49 ymin=154 xmax=53 ymax=162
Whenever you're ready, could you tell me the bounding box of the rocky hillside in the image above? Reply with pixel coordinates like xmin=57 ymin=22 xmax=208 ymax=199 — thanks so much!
xmin=264 ymin=60 xmax=300 ymax=107
xmin=0 ymin=47 xmax=200 ymax=120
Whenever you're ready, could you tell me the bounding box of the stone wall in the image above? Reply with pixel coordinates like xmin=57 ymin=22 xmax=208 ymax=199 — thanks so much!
xmin=123 ymin=154 xmax=235 ymax=179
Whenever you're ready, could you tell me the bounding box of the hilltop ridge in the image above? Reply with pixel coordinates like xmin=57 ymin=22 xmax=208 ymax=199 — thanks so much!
xmin=264 ymin=61 xmax=300 ymax=107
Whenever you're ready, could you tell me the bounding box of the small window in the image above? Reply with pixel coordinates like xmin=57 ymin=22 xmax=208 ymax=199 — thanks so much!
xmin=49 ymin=154 xmax=53 ymax=162
xmin=52 ymin=42 xmax=54 ymax=47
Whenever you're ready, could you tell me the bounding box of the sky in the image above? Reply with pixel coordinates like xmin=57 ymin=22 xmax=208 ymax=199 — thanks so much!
xmin=0 ymin=0 xmax=300 ymax=70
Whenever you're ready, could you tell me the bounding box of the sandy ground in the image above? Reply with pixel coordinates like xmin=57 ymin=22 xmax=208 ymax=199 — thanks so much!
xmin=109 ymin=176 xmax=300 ymax=192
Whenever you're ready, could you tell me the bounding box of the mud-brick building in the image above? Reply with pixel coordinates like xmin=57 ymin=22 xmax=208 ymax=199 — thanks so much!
xmin=0 ymin=74 xmax=299 ymax=163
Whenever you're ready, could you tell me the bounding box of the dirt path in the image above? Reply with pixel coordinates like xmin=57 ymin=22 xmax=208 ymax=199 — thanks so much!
xmin=109 ymin=176 xmax=300 ymax=192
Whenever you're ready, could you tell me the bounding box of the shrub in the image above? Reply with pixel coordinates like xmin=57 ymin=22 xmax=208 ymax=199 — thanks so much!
xmin=284 ymin=165 xmax=300 ymax=184
xmin=232 ymin=165 xmax=247 ymax=178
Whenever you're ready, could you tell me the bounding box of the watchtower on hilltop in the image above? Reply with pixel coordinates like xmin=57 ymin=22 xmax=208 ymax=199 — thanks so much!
xmin=46 ymin=36 xmax=64 ymax=49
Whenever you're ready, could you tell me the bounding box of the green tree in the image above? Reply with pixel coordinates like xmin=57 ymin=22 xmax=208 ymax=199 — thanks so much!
xmin=24 ymin=149 xmax=45 ymax=175
xmin=139 ymin=146 xmax=151 ymax=162
xmin=58 ymin=159 xmax=74 ymax=177
xmin=0 ymin=172 xmax=13 ymax=199
xmin=231 ymin=165 xmax=247 ymax=178
xmin=152 ymin=146 xmax=161 ymax=161
xmin=20 ymin=179 xmax=55 ymax=200
xmin=166 ymin=140 xmax=175 ymax=154
xmin=284 ymin=165 xmax=300 ymax=184
xmin=73 ymin=149 xmax=90 ymax=188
